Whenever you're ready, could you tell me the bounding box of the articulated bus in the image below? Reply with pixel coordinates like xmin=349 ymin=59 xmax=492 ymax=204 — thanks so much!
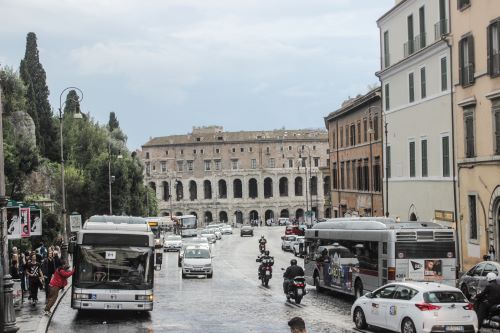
xmin=70 ymin=215 xmax=155 ymax=311
xmin=174 ymin=215 xmax=197 ymax=237
xmin=304 ymin=218 xmax=456 ymax=298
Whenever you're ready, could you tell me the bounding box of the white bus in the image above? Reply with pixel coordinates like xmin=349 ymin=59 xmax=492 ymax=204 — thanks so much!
xmin=70 ymin=215 xmax=156 ymax=311
xmin=175 ymin=215 xmax=197 ymax=237
xmin=304 ymin=218 xmax=456 ymax=298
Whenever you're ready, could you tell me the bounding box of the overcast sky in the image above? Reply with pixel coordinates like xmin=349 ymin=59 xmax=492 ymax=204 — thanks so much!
xmin=0 ymin=0 xmax=394 ymax=150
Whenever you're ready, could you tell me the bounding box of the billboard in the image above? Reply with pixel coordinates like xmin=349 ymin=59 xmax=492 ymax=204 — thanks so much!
xmin=7 ymin=206 xmax=21 ymax=240
xmin=29 ymin=206 xmax=42 ymax=236
xmin=20 ymin=207 xmax=31 ymax=238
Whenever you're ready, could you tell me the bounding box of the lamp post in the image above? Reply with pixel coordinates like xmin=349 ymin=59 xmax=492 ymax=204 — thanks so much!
xmin=59 ymin=87 xmax=83 ymax=261
xmin=298 ymin=146 xmax=313 ymax=225
xmin=0 ymin=83 xmax=18 ymax=332
xmin=108 ymin=143 xmax=123 ymax=215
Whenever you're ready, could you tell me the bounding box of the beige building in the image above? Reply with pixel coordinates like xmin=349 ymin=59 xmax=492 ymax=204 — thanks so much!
xmin=324 ymin=88 xmax=384 ymax=218
xmin=140 ymin=126 xmax=330 ymax=225
xmin=451 ymin=0 xmax=500 ymax=269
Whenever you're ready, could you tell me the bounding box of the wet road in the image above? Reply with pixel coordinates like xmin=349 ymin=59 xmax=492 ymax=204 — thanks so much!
xmin=48 ymin=226 xmax=358 ymax=333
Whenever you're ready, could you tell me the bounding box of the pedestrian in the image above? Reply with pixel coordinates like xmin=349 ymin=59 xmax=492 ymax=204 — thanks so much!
xmin=25 ymin=253 xmax=43 ymax=304
xmin=19 ymin=252 xmax=27 ymax=292
xmin=42 ymin=251 xmax=57 ymax=300
xmin=44 ymin=260 xmax=74 ymax=316
xmin=288 ymin=317 xmax=307 ymax=333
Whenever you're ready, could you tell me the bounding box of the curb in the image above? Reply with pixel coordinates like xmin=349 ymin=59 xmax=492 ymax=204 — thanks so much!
xmin=34 ymin=284 xmax=71 ymax=333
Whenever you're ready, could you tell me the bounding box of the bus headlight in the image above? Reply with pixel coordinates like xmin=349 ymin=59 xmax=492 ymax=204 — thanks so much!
xmin=73 ymin=293 xmax=90 ymax=300
xmin=136 ymin=295 xmax=153 ymax=302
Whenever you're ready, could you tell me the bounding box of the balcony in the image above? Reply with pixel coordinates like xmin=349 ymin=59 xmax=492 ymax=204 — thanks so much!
xmin=404 ymin=33 xmax=427 ymax=58
xmin=434 ymin=19 xmax=448 ymax=41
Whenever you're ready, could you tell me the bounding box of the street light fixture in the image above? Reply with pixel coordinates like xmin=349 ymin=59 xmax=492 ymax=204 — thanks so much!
xmin=59 ymin=87 xmax=84 ymax=261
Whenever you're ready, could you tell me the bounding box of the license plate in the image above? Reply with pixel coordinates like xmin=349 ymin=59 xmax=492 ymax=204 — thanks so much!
xmin=265 ymin=271 xmax=270 ymax=275
xmin=105 ymin=304 xmax=121 ymax=310
xmin=297 ymin=289 xmax=303 ymax=295
xmin=446 ymin=326 xmax=463 ymax=331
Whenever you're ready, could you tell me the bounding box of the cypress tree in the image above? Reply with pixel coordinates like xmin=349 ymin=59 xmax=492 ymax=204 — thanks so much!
xmin=63 ymin=90 xmax=80 ymax=114
xmin=108 ymin=112 xmax=120 ymax=131
xmin=20 ymin=32 xmax=59 ymax=161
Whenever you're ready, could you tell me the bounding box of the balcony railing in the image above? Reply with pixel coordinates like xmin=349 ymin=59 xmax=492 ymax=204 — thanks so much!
xmin=404 ymin=33 xmax=426 ymax=58
xmin=404 ymin=39 xmax=415 ymax=57
xmin=434 ymin=19 xmax=449 ymax=41
xmin=461 ymin=63 xmax=475 ymax=86
xmin=490 ymin=53 xmax=500 ymax=76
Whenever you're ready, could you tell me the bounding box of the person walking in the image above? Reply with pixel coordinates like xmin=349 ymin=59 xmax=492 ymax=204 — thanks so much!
xmin=44 ymin=260 xmax=74 ymax=316
xmin=42 ymin=251 xmax=57 ymax=300
xmin=288 ymin=317 xmax=308 ymax=333
xmin=25 ymin=253 xmax=43 ymax=304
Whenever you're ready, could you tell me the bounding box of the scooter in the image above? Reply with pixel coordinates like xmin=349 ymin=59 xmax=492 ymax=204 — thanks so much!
xmin=474 ymin=297 xmax=500 ymax=330
xmin=284 ymin=275 xmax=306 ymax=304
xmin=256 ymin=256 xmax=274 ymax=287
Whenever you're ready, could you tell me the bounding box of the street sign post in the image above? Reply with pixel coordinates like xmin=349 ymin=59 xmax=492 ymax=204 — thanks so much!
xmin=69 ymin=213 xmax=82 ymax=232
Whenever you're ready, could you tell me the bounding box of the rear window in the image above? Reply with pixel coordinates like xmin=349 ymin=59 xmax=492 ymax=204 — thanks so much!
xmin=424 ymin=291 xmax=467 ymax=303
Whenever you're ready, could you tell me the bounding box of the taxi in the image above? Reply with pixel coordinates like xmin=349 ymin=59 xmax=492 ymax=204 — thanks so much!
xmin=351 ymin=281 xmax=477 ymax=333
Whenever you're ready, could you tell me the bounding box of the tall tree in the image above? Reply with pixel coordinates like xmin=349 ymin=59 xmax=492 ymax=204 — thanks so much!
xmin=63 ymin=90 xmax=80 ymax=114
xmin=108 ymin=112 xmax=119 ymax=131
xmin=20 ymin=32 xmax=59 ymax=161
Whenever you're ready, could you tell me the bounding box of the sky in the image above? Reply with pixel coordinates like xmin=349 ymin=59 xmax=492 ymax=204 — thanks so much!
xmin=0 ymin=0 xmax=394 ymax=150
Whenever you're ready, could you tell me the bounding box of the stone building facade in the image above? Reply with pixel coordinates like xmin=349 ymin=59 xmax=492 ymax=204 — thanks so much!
xmin=140 ymin=126 xmax=330 ymax=225
xmin=451 ymin=0 xmax=500 ymax=269
xmin=324 ymin=88 xmax=384 ymax=218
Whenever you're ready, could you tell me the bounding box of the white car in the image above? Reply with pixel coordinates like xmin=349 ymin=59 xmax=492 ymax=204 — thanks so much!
xmin=181 ymin=245 xmax=213 ymax=278
xmin=351 ymin=281 xmax=477 ymax=333
xmin=206 ymin=225 xmax=222 ymax=239
xmin=281 ymin=235 xmax=297 ymax=251
xmin=220 ymin=224 xmax=233 ymax=235
xmin=163 ymin=235 xmax=182 ymax=252
xmin=292 ymin=236 xmax=305 ymax=257
xmin=200 ymin=229 xmax=217 ymax=243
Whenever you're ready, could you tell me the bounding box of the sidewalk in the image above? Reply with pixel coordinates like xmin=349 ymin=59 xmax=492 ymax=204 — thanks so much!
xmin=14 ymin=284 xmax=70 ymax=333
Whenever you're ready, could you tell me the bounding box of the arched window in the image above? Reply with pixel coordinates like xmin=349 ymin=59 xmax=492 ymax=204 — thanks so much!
xmin=189 ymin=211 xmax=197 ymax=218
xmin=234 ymin=210 xmax=243 ymax=224
xmin=249 ymin=178 xmax=258 ymax=198
xmin=280 ymin=209 xmax=289 ymax=218
xmin=162 ymin=181 xmax=169 ymax=201
xmin=218 ymin=179 xmax=227 ymax=199
xmin=219 ymin=211 xmax=228 ymax=222
xmin=295 ymin=177 xmax=303 ymax=196
xmin=296 ymin=208 xmax=304 ymax=220
xmin=204 ymin=180 xmax=212 ymax=199
xmin=265 ymin=210 xmax=274 ymax=221
xmin=148 ymin=182 xmax=156 ymax=192
xmin=175 ymin=211 xmax=183 ymax=216
xmin=249 ymin=210 xmax=259 ymax=221
xmin=233 ymin=179 xmax=242 ymax=198
xmin=175 ymin=181 xmax=183 ymax=201
xmin=189 ymin=180 xmax=197 ymax=201
xmin=279 ymin=177 xmax=288 ymax=197
xmin=204 ymin=211 xmax=213 ymax=223
xmin=264 ymin=178 xmax=273 ymax=198
xmin=310 ymin=176 xmax=318 ymax=196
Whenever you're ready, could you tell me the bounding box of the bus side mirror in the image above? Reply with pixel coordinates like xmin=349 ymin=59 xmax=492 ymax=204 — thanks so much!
xmin=68 ymin=241 xmax=76 ymax=254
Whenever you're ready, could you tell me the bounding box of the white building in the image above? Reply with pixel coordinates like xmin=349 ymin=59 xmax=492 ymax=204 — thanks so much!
xmin=377 ymin=0 xmax=456 ymax=224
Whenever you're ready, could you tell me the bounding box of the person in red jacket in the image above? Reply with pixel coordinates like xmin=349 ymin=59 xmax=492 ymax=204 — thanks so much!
xmin=44 ymin=260 xmax=74 ymax=315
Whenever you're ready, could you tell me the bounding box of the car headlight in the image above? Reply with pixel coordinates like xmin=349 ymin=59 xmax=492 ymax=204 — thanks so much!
xmin=135 ymin=295 xmax=153 ymax=302
xmin=73 ymin=293 xmax=90 ymax=300
xmin=183 ymin=264 xmax=193 ymax=268
xmin=204 ymin=264 xmax=212 ymax=268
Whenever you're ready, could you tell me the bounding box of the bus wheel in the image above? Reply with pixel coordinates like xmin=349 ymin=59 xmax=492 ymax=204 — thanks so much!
xmin=354 ymin=280 xmax=363 ymax=299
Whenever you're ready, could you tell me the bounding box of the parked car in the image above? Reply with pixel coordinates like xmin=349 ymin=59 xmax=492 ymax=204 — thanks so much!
xmin=281 ymin=235 xmax=298 ymax=251
xmin=178 ymin=237 xmax=209 ymax=267
xmin=458 ymin=260 xmax=500 ymax=299
xmin=220 ymin=224 xmax=233 ymax=235
xmin=163 ymin=235 xmax=183 ymax=252
xmin=240 ymin=225 xmax=254 ymax=237
xmin=181 ymin=245 xmax=213 ymax=278
xmin=292 ymin=236 xmax=305 ymax=257
xmin=200 ymin=229 xmax=217 ymax=243
xmin=351 ymin=281 xmax=477 ymax=333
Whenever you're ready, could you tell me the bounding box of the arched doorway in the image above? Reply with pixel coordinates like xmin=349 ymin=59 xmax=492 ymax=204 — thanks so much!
xmin=189 ymin=211 xmax=197 ymax=219
xmin=279 ymin=177 xmax=288 ymax=197
xmin=249 ymin=210 xmax=259 ymax=222
xmin=162 ymin=211 xmax=170 ymax=216
xmin=175 ymin=211 xmax=183 ymax=216
xmin=219 ymin=211 xmax=228 ymax=222
xmin=175 ymin=180 xmax=183 ymax=201
xmin=189 ymin=180 xmax=197 ymax=201
xmin=218 ymin=179 xmax=227 ymax=199
xmin=204 ymin=211 xmax=213 ymax=224
xmin=296 ymin=208 xmax=304 ymax=221
xmin=265 ymin=210 xmax=274 ymax=222
xmin=249 ymin=178 xmax=258 ymax=198
xmin=234 ymin=210 xmax=243 ymax=224
xmin=264 ymin=178 xmax=273 ymax=198
xmin=233 ymin=179 xmax=243 ymax=198
xmin=280 ymin=209 xmax=289 ymax=218
xmin=409 ymin=212 xmax=417 ymax=221
xmin=204 ymin=180 xmax=212 ymax=199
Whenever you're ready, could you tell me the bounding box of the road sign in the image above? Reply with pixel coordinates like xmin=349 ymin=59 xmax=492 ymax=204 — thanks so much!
xmin=69 ymin=214 xmax=82 ymax=232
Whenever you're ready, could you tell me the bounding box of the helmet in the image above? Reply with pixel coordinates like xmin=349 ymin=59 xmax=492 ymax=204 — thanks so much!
xmin=290 ymin=259 xmax=297 ymax=266
xmin=265 ymin=250 xmax=270 ymax=256
xmin=487 ymin=272 xmax=497 ymax=282
xmin=261 ymin=235 xmax=265 ymax=239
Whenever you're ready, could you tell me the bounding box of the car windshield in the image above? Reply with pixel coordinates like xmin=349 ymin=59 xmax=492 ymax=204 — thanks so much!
xmin=166 ymin=236 xmax=181 ymax=240
xmin=75 ymin=246 xmax=153 ymax=290
xmin=242 ymin=226 xmax=251 ymax=230
xmin=201 ymin=230 xmax=214 ymax=234
xmin=424 ymin=291 xmax=467 ymax=303
xmin=184 ymin=248 xmax=210 ymax=259
xmin=181 ymin=217 xmax=197 ymax=229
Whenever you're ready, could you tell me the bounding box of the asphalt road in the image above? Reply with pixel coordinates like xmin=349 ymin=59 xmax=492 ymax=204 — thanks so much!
xmin=48 ymin=226 xmax=359 ymax=333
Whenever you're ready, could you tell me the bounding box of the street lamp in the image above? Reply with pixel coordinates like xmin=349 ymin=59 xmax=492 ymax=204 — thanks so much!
xmin=108 ymin=143 xmax=123 ymax=215
xmin=59 ymin=87 xmax=84 ymax=261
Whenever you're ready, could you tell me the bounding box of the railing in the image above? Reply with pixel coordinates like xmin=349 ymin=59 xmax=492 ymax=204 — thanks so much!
xmin=491 ymin=53 xmax=500 ymax=76
xmin=461 ymin=63 xmax=475 ymax=85
xmin=434 ymin=19 xmax=448 ymax=41
xmin=404 ymin=39 xmax=415 ymax=57
xmin=404 ymin=33 xmax=427 ymax=58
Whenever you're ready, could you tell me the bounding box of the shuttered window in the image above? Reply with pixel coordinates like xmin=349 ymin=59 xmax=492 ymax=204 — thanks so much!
xmin=442 ymin=136 xmax=450 ymax=177
xmin=459 ymin=35 xmax=475 ymax=86
xmin=421 ymin=139 xmax=428 ymax=177
xmin=464 ymin=108 xmax=475 ymax=158
xmin=409 ymin=73 xmax=415 ymax=103
xmin=420 ymin=67 xmax=426 ymax=99
xmin=493 ymin=100 xmax=500 ymax=155
xmin=441 ymin=57 xmax=448 ymax=91
xmin=409 ymin=141 xmax=416 ymax=178
xmin=487 ymin=19 xmax=500 ymax=77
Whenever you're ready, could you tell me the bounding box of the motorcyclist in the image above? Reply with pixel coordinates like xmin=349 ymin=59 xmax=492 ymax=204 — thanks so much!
xmin=259 ymin=235 xmax=267 ymax=252
xmin=283 ymin=259 xmax=305 ymax=294
xmin=258 ymin=250 xmax=274 ymax=278
xmin=475 ymin=272 xmax=500 ymax=329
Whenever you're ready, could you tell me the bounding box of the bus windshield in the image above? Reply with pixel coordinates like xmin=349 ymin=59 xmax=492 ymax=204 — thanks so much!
xmin=181 ymin=217 xmax=197 ymax=229
xmin=75 ymin=246 xmax=154 ymax=290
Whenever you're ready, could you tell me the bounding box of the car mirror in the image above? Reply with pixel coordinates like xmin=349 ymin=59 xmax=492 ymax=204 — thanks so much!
xmin=364 ymin=292 xmax=373 ymax=298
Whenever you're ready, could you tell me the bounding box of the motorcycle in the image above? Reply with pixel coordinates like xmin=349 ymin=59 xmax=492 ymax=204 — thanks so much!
xmin=284 ymin=274 xmax=306 ymax=304
xmin=259 ymin=242 xmax=266 ymax=254
xmin=472 ymin=292 xmax=500 ymax=330
xmin=256 ymin=256 xmax=274 ymax=287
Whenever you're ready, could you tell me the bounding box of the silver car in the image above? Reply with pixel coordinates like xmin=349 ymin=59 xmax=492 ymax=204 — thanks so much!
xmin=458 ymin=261 xmax=500 ymax=298
xmin=163 ymin=235 xmax=183 ymax=252
xmin=200 ymin=229 xmax=217 ymax=244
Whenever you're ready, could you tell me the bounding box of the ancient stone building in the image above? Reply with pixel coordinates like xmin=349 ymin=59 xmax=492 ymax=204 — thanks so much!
xmin=140 ymin=126 xmax=330 ymax=225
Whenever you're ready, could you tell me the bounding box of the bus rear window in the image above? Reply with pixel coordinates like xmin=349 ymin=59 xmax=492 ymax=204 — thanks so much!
xmin=395 ymin=242 xmax=454 ymax=259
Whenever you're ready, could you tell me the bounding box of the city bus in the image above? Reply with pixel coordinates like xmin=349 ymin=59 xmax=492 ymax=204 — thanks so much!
xmin=70 ymin=215 xmax=156 ymax=311
xmin=174 ymin=215 xmax=197 ymax=237
xmin=304 ymin=217 xmax=456 ymax=299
